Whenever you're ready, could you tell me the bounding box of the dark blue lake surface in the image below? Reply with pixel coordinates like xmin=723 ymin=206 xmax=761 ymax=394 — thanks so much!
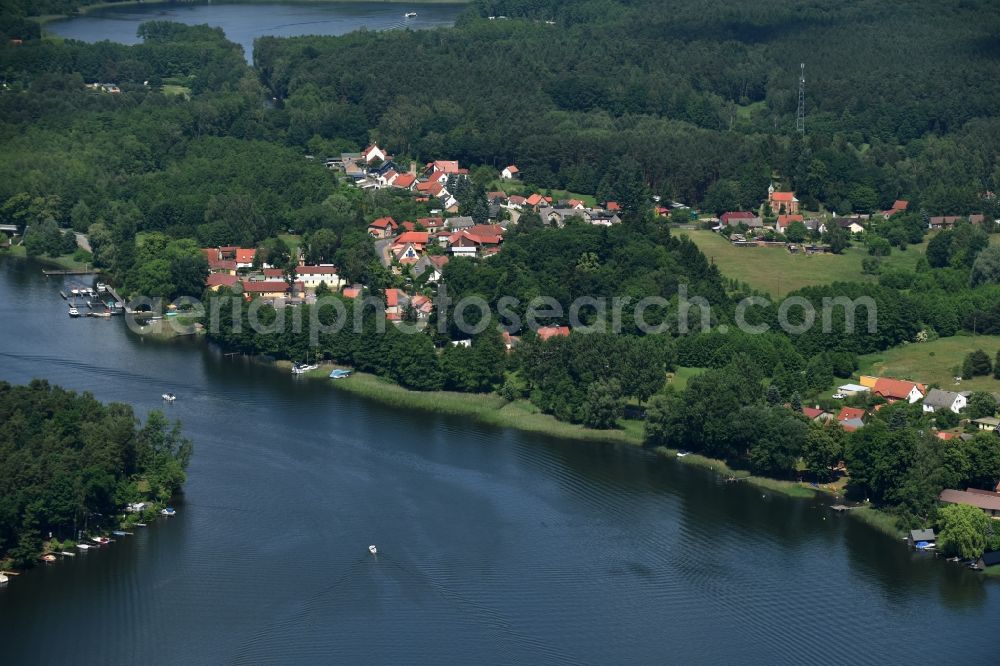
xmin=0 ymin=257 xmax=997 ymax=663
xmin=45 ymin=1 xmax=465 ymax=61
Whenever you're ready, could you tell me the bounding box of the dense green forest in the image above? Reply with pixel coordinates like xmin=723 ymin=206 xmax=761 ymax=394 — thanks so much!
xmin=0 ymin=380 xmax=192 ymax=567
xmin=256 ymin=0 xmax=1000 ymax=214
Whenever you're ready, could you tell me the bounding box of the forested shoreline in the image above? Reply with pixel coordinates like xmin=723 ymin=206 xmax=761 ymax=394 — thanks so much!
xmin=0 ymin=380 xmax=193 ymax=568
xmin=1 ymin=0 xmax=1000 ymax=547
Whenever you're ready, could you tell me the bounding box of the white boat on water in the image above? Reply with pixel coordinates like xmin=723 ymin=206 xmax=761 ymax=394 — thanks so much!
xmin=91 ymin=536 xmax=111 ymax=545
xmin=68 ymin=307 xmax=80 ymax=317
xmin=369 ymin=545 xmax=378 ymax=555
xmin=404 ymin=12 xmax=417 ymax=18
xmin=160 ymin=507 xmax=176 ymax=516
xmin=291 ymin=363 xmax=319 ymax=375
xmin=676 ymin=451 xmax=690 ymax=458
xmin=162 ymin=393 xmax=176 ymax=402
xmin=76 ymin=543 xmax=92 ymax=551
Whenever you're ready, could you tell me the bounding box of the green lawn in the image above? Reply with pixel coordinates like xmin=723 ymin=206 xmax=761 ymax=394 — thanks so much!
xmin=487 ymin=180 xmax=598 ymax=208
xmin=858 ymin=335 xmax=1000 ymax=392
xmin=3 ymin=245 xmax=94 ymax=271
xmin=681 ymin=229 xmax=926 ymax=297
xmin=161 ymin=85 xmax=191 ymax=98
xmin=668 ymin=366 xmax=705 ymax=391
xmin=278 ymin=234 xmax=302 ymax=258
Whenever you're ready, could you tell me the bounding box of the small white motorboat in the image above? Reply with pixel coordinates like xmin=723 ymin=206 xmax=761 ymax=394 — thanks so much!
xmin=76 ymin=543 xmax=92 ymax=551
xmin=91 ymin=536 xmax=111 ymax=545
xmin=68 ymin=307 xmax=80 ymax=317
xmin=676 ymin=451 xmax=690 ymax=458
xmin=161 ymin=393 xmax=176 ymax=402
xmin=291 ymin=363 xmax=318 ymax=375
xmin=369 ymin=545 xmax=378 ymax=555
xmin=404 ymin=12 xmax=417 ymax=18
xmin=160 ymin=507 xmax=176 ymax=516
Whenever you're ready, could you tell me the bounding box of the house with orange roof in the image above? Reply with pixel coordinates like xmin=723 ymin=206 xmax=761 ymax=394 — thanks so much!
xmin=235 ymin=248 xmax=256 ymax=268
xmin=416 ymin=217 xmax=445 ymax=233
xmin=506 ymin=195 xmax=527 ymax=209
xmin=392 ymin=173 xmax=416 ymax=190
xmin=501 ymin=165 xmax=519 ymax=180
xmin=428 ymin=160 xmax=460 ymax=174
xmin=882 ymin=199 xmax=908 ymax=219
xmin=342 ymin=286 xmax=362 ymax=299
xmin=537 ymin=326 xmax=571 ymax=341
xmin=368 ymin=216 xmax=398 ymax=239
xmin=873 ymin=377 xmax=924 ymax=404
xmin=837 ymin=406 xmax=867 ymax=431
xmin=410 ymin=294 xmax=434 ymax=320
xmin=394 ymin=231 xmax=430 ymax=248
xmin=605 ymin=201 xmax=621 ymax=212
xmin=206 ymin=273 xmax=239 ymax=291
xmin=525 ymin=193 xmax=545 ymax=209
xmin=566 ymin=199 xmax=586 ymax=210
xmin=776 ymin=214 xmax=804 ymax=232
xmin=767 ymin=184 xmax=799 ymax=214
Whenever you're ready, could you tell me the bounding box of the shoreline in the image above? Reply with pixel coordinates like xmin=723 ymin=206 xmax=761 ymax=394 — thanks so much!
xmin=33 ymin=0 xmax=472 ymax=27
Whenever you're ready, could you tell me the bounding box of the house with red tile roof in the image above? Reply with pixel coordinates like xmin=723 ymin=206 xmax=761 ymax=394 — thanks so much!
xmin=873 ymin=378 xmax=924 ymax=404
xmin=368 ymin=216 xmax=398 ymax=239
xmin=206 ymin=273 xmax=239 ymax=291
xmin=342 ymin=286 xmax=362 ymax=299
xmin=537 ymin=326 xmax=571 ymax=341
xmin=801 ymin=406 xmax=829 ymax=421
xmin=294 ymin=265 xmax=342 ymax=290
xmin=507 ymin=195 xmax=527 ymax=208
xmin=363 ymin=144 xmax=387 ymax=164
xmin=416 ymin=217 xmax=445 ymax=233
xmin=837 ymin=407 xmax=866 ymax=422
xmin=235 ymin=248 xmax=256 ymax=268
xmin=882 ymin=199 xmax=908 ymax=219
xmin=720 ymin=211 xmax=761 ymax=228
xmin=776 ymin=214 xmax=804 ymax=232
xmin=241 ymin=280 xmax=304 ymax=299
xmin=410 ymin=294 xmax=434 ymax=320
xmin=525 ymin=193 xmax=544 ymax=209
xmin=392 ymin=173 xmax=416 ymax=190
xmin=487 ymin=191 xmax=507 ymax=203
xmin=428 ymin=160 xmax=460 ymax=174
xmin=501 ymin=165 xmax=519 ymax=180
xmin=605 ymin=201 xmax=621 ymax=212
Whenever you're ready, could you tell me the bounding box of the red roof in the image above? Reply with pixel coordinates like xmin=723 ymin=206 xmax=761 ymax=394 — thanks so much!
xmin=385 ymin=288 xmax=400 ymax=308
xmin=416 ymin=216 xmax=444 ymax=230
xmin=770 ymin=191 xmax=796 ymax=202
xmin=342 ymin=287 xmax=361 ymax=299
xmin=369 ymin=216 xmax=397 ymax=230
xmin=430 ymin=160 xmax=460 ymax=174
xmin=400 ymin=221 xmax=416 ymax=232
xmin=873 ymin=378 xmax=920 ymax=400
xmin=487 ymin=191 xmax=507 ymax=201
xmin=393 ymin=174 xmax=416 ymax=188
xmin=605 ymin=201 xmax=621 ymax=211
xmin=263 ymin=268 xmax=284 ymax=278
xmin=235 ymin=248 xmax=256 ymax=264
xmin=777 ymin=214 xmax=804 ymax=228
xmin=395 ymin=231 xmax=429 ymax=246
xmin=206 ymin=273 xmax=238 ymax=288
xmin=802 ymin=407 xmax=826 ymax=419
xmin=241 ymin=281 xmax=290 ymax=294
xmin=472 ymin=224 xmax=505 ymax=236
xmin=508 ymin=195 xmax=527 ymax=205
xmin=504 ymin=165 xmax=518 ymax=173
xmin=429 ymin=255 xmax=450 ymax=269
xmin=892 ymin=200 xmax=908 ymax=211
xmin=525 ymin=193 xmax=544 ymax=206
xmin=721 ymin=211 xmax=754 ymax=224
xmin=837 ymin=407 xmax=866 ymax=422
xmin=936 ymin=432 xmax=959 ymax=441
xmin=537 ymin=326 xmax=570 ymax=341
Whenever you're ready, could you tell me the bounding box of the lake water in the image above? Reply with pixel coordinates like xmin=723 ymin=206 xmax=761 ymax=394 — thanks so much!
xmin=0 ymin=258 xmax=997 ymax=663
xmin=45 ymin=1 xmax=466 ymax=61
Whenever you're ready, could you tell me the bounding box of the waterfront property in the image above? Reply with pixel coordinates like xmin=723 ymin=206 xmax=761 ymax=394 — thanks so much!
xmin=938 ymin=488 xmax=1000 ymax=517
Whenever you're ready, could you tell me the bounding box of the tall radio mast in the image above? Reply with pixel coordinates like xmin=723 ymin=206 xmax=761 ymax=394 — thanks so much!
xmin=796 ymin=63 xmax=805 ymax=134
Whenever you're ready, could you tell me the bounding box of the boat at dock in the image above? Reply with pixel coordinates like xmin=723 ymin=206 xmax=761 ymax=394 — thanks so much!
xmin=68 ymin=307 xmax=80 ymax=317
xmin=292 ymin=363 xmax=318 ymax=375
xmin=76 ymin=543 xmax=92 ymax=551
xmin=59 ymin=551 xmax=75 ymax=557
xmin=41 ymin=554 xmax=57 ymax=563
xmin=160 ymin=507 xmax=176 ymax=516
xmin=329 ymin=369 xmax=353 ymax=379
xmin=91 ymin=536 xmax=111 ymax=545
xmin=112 ymin=530 xmax=130 ymax=537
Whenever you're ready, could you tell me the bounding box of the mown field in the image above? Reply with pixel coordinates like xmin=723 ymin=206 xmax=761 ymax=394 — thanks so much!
xmin=681 ymin=229 xmax=927 ymax=297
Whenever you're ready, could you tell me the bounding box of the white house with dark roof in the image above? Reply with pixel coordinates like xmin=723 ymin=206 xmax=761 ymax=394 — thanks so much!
xmin=921 ymin=389 xmax=967 ymax=414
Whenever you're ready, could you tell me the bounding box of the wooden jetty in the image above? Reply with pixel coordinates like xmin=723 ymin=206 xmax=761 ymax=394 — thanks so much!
xmin=831 ymin=504 xmax=861 ymax=512
xmin=42 ymin=269 xmax=96 ymax=276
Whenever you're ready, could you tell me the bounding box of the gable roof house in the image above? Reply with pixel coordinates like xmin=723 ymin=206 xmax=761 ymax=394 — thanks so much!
xmin=939 ymin=488 xmax=1000 ymax=518
xmin=921 ymin=389 xmax=967 ymax=414
xmin=445 ymin=216 xmax=475 ymax=231
xmin=416 ymin=217 xmax=446 ymax=233
xmin=832 ymin=217 xmax=866 ymax=234
xmin=368 ymin=216 xmax=398 ymax=239
xmin=235 ymin=248 xmax=257 ymax=268
xmin=776 ymin=214 xmax=805 ymax=233
xmin=537 ymin=326 xmax=571 ymax=341
xmin=882 ymin=199 xmax=909 ymax=219
xmin=837 ymin=407 xmax=867 ymax=432
xmin=363 ymin=143 xmax=387 ymax=164
xmin=873 ymin=378 xmax=924 ymax=404
xmin=720 ymin=211 xmax=759 ymax=227
xmin=501 ymin=165 xmax=519 ymax=180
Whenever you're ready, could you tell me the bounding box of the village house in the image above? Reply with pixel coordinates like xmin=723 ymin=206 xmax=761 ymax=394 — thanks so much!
xmin=972 ymin=417 xmax=1000 ymax=432
xmin=392 ymin=173 xmax=417 ymax=190
xmin=767 ymin=184 xmax=799 ymax=215
xmin=871 ymin=377 xmax=924 ymax=404
xmin=801 ymin=406 xmax=832 ymax=423
xmin=832 ymin=217 xmax=866 ymax=235
xmin=293 ymin=265 xmax=343 ymax=290
xmin=416 ymin=217 xmax=446 ymax=233
xmin=500 ymin=165 xmax=519 ymax=180
xmin=837 ymin=406 xmax=866 ymax=432
xmin=410 ymin=294 xmax=434 ymax=320
xmin=938 ymin=488 xmax=1000 ymax=518
xmin=384 ymin=288 xmax=406 ymax=321
xmin=368 ymin=217 xmax=398 ymax=239
xmin=235 ymin=248 xmax=257 ymax=269
xmin=362 ymin=143 xmax=388 ymax=164
xmin=838 ymin=383 xmax=870 ymax=397
xmin=205 ymin=273 xmax=239 ymax=291
xmin=921 ymin=388 xmax=967 ymax=414
xmin=412 ymin=254 xmax=449 ymax=283
xmin=776 ymin=214 xmax=804 ymax=233
xmin=537 ymin=326 xmax=571 ymax=341
xmin=445 ymin=216 xmax=476 ymax=232
xmin=882 ymin=200 xmax=909 ymax=219
xmin=720 ymin=211 xmax=760 ymax=227
xmin=203 ymin=248 xmax=238 ymax=274
xmin=241 ymin=280 xmax=305 ymax=300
